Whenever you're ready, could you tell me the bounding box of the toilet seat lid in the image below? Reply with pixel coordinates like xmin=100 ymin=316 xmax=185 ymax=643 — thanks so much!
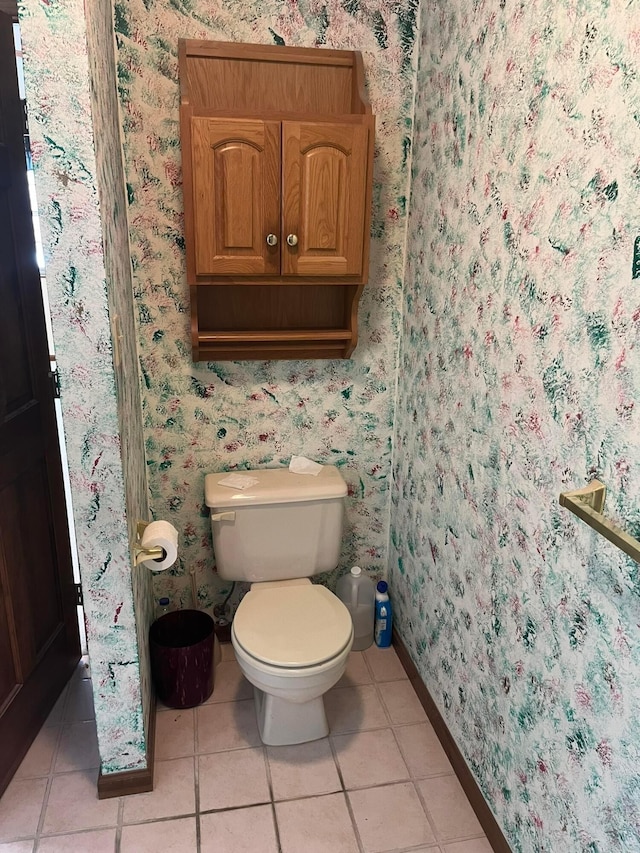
xmin=233 ymin=584 xmax=353 ymax=668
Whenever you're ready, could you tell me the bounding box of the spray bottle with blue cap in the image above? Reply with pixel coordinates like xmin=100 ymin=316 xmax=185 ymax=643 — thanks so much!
xmin=374 ymin=581 xmax=392 ymax=647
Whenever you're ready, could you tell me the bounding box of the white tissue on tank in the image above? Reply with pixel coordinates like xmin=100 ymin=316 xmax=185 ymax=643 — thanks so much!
xmin=289 ymin=456 xmax=322 ymax=475
xmin=217 ymin=473 xmax=259 ymax=490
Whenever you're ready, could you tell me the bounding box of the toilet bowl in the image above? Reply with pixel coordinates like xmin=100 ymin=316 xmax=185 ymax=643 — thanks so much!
xmin=231 ymin=579 xmax=353 ymax=745
xmin=204 ymin=465 xmax=353 ymax=745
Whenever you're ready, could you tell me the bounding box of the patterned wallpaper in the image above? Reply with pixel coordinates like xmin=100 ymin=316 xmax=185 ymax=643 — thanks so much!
xmin=22 ymin=0 xmax=640 ymax=842
xmin=112 ymin=0 xmax=419 ymax=611
xmin=391 ymin=0 xmax=640 ymax=849
xmin=83 ymin=0 xmax=155 ymax=764
xmin=18 ymin=0 xmax=420 ymax=778
xmin=19 ymin=0 xmax=148 ymax=773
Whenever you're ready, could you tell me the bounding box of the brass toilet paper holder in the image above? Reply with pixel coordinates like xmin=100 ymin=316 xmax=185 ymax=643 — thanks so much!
xmin=132 ymin=520 xmax=166 ymax=566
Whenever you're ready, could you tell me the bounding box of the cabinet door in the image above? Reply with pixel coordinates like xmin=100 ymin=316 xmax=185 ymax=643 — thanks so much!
xmin=281 ymin=121 xmax=370 ymax=277
xmin=191 ymin=118 xmax=280 ymax=275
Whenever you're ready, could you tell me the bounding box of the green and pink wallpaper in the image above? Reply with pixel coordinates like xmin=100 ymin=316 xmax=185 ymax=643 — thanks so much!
xmin=18 ymin=0 xmax=640 ymax=846
xmin=19 ymin=0 xmax=150 ymax=771
xmin=19 ymin=0 xmax=419 ymax=776
xmin=391 ymin=0 xmax=640 ymax=849
xmin=113 ymin=0 xmax=418 ymax=610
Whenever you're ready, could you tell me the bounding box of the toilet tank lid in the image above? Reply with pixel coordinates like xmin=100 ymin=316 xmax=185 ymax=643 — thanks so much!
xmin=204 ymin=465 xmax=347 ymax=508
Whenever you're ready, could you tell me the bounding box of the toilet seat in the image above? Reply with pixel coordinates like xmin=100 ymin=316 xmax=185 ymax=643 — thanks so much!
xmin=233 ymin=581 xmax=353 ymax=668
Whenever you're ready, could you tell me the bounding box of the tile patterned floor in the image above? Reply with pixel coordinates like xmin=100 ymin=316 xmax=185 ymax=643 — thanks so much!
xmin=0 ymin=645 xmax=492 ymax=853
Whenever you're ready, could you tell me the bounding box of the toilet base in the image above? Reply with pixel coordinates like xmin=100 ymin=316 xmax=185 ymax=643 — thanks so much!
xmin=253 ymin=686 xmax=329 ymax=746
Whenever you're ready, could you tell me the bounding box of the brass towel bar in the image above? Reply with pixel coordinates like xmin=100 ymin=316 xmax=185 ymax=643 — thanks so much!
xmin=559 ymin=480 xmax=640 ymax=564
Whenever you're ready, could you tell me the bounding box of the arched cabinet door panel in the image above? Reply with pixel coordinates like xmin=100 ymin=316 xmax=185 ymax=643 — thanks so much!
xmin=281 ymin=121 xmax=371 ymax=277
xmin=190 ymin=117 xmax=281 ymax=275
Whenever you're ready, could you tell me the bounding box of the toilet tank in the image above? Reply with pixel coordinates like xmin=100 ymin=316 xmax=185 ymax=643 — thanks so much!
xmin=204 ymin=466 xmax=347 ymax=582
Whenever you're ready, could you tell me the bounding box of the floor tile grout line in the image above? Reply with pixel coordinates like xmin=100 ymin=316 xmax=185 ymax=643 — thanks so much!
xmin=193 ymin=703 xmax=199 ymax=783
xmin=119 ymin=811 xmax=198 ymax=827
xmin=32 ymin=759 xmax=55 ymax=842
xmin=342 ymin=787 xmax=366 ymax=853
xmin=193 ymin=731 xmax=201 ymax=853
xmin=327 ymin=721 xmax=402 ymax=737
xmin=375 ymin=679 xmax=396 ymax=727
xmin=262 ymin=744 xmax=275 ymax=803
xmin=361 ymin=648 xmax=377 ymax=683
xmin=193 ymin=740 xmax=267 ymax=759
xmin=194 ymin=695 xmax=203 ymax=853
xmin=413 ymin=776 xmax=448 ymax=846
xmin=48 ymin=717 xmax=66 ymax=776
xmin=0 ymin=833 xmax=36 ymax=848
xmin=31 ymin=823 xmax=124 ymax=840
xmin=36 ymin=765 xmax=102 ymax=780
xmin=115 ymin=797 xmax=124 ymax=853
xmin=327 ymin=730 xmax=346 ymax=793
xmin=270 ymin=800 xmax=283 ymax=853
xmin=389 ymin=724 xmax=413 ymax=780
xmin=55 ymin=677 xmax=73 ymax=722
xmin=36 ymin=820 xmax=122 ymax=839
xmin=368 ymin=845 xmax=440 ymax=853
xmin=435 ymin=832 xmax=489 ymax=845
xmin=409 ymin=769 xmax=458 ymax=781
xmin=327 ymin=735 xmax=365 ymax=853
xmin=199 ymin=799 xmax=271 ymax=817
xmin=270 ymin=776 xmax=425 ymax=805
xmin=191 ymin=708 xmax=198 ymax=755
xmin=373 ymin=678 xmax=394 ymax=728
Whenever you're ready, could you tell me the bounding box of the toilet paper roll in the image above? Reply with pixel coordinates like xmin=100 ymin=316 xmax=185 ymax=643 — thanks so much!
xmin=141 ymin=520 xmax=179 ymax=573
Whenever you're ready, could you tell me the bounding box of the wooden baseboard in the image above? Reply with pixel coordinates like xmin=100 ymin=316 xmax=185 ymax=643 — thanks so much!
xmin=393 ymin=629 xmax=511 ymax=853
xmin=97 ymin=697 xmax=156 ymax=799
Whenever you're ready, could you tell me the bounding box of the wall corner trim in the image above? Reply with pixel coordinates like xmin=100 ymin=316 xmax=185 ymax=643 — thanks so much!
xmin=96 ymin=698 xmax=156 ymax=800
xmin=393 ymin=629 xmax=512 ymax=853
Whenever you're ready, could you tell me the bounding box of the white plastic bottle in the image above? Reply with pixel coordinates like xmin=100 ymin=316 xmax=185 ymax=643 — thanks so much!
xmin=336 ymin=566 xmax=375 ymax=651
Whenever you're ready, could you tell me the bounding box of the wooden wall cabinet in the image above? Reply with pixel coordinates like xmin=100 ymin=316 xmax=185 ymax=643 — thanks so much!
xmin=179 ymin=40 xmax=375 ymax=361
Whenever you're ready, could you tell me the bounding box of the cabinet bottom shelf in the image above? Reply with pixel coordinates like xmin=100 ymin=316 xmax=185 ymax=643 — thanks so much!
xmin=191 ymin=282 xmax=364 ymax=361
xmin=194 ymin=329 xmax=354 ymax=361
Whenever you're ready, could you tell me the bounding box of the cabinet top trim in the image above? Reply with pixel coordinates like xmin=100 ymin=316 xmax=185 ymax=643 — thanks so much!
xmin=182 ymin=106 xmax=375 ymax=126
xmin=179 ymin=38 xmax=359 ymax=66
xmin=178 ymin=39 xmax=371 ymax=117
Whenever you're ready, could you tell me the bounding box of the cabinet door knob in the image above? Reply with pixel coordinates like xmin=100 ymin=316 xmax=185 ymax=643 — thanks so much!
xmin=266 ymin=233 xmax=278 ymax=246
xmin=286 ymin=233 xmax=298 ymax=247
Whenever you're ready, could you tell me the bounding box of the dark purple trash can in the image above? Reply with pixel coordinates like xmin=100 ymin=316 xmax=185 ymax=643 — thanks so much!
xmin=149 ymin=609 xmax=215 ymax=708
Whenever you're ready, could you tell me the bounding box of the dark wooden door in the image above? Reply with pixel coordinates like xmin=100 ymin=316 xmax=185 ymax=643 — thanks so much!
xmin=0 ymin=10 xmax=80 ymax=796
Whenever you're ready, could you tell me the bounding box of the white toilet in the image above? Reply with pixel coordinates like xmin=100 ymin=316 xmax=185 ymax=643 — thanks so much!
xmin=204 ymin=465 xmax=354 ymax=746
